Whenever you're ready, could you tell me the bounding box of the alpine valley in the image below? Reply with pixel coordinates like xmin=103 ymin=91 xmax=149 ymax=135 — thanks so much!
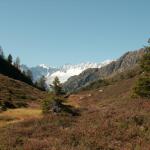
xmin=21 ymin=60 xmax=112 ymax=84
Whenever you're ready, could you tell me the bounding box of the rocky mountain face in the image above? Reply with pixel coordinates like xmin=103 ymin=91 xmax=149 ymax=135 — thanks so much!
xmin=63 ymin=48 xmax=146 ymax=93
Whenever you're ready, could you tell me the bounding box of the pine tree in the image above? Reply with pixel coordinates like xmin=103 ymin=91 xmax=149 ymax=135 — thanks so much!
xmin=26 ymin=69 xmax=33 ymax=81
xmin=14 ymin=56 xmax=20 ymax=69
xmin=36 ymin=76 xmax=46 ymax=91
xmin=51 ymin=77 xmax=63 ymax=96
xmin=134 ymin=39 xmax=150 ymax=98
xmin=0 ymin=46 xmax=4 ymax=59
xmin=7 ymin=54 xmax=13 ymax=64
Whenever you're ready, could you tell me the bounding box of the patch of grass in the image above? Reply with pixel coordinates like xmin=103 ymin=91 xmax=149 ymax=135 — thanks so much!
xmin=0 ymin=108 xmax=42 ymax=127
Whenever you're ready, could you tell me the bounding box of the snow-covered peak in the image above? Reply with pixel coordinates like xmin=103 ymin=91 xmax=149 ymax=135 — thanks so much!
xmin=38 ymin=64 xmax=49 ymax=69
xmin=46 ymin=60 xmax=112 ymax=84
xmin=59 ymin=60 xmax=111 ymax=71
xmin=22 ymin=60 xmax=112 ymax=84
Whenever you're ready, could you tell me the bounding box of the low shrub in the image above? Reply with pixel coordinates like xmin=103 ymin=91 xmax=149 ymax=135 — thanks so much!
xmin=42 ymin=96 xmax=79 ymax=116
xmin=42 ymin=96 xmax=64 ymax=114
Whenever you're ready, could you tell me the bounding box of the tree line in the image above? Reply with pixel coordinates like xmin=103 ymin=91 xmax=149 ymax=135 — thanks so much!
xmin=0 ymin=46 xmax=49 ymax=91
xmin=0 ymin=46 xmax=35 ymax=86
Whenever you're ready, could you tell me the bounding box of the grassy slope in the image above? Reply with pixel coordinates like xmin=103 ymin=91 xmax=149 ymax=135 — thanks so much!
xmin=0 ymin=76 xmax=150 ymax=150
xmin=0 ymin=73 xmax=48 ymax=128
xmin=0 ymin=74 xmax=47 ymax=107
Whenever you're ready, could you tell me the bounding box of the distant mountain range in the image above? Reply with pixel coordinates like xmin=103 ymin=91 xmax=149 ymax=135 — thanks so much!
xmin=20 ymin=48 xmax=147 ymax=93
xmin=63 ymin=48 xmax=146 ymax=93
xmin=21 ymin=60 xmax=112 ymax=84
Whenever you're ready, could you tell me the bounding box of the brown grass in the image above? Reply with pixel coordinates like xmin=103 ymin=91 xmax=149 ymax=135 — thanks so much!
xmin=0 ymin=74 xmax=47 ymax=107
xmin=0 ymin=108 xmax=42 ymax=127
xmin=0 ymin=77 xmax=150 ymax=150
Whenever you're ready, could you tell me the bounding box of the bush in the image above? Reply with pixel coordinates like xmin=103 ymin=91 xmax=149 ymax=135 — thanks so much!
xmin=0 ymin=102 xmax=7 ymax=111
xmin=42 ymin=96 xmax=79 ymax=116
xmin=14 ymin=101 xmax=28 ymax=108
xmin=42 ymin=96 xmax=64 ymax=114
xmin=42 ymin=98 xmax=53 ymax=114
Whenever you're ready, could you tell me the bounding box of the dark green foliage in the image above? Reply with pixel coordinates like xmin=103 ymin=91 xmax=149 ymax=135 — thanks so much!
xmin=0 ymin=46 xmax=4 ymax=59
xmin=14 ymin=56 xmax=20 ymax=69
xmin=0 ymin=102 xmax=7 ymax=111
xmin=0 ymin=55 xmax=33 ymax=85
xmin=7 ymin=54 xmax=13 ymax=64
xmin=134 ymin=75 xmax=150 ymax=98
xmin=14 ymin=101 xmax=28 ymax=108
xmin=134 ymin=41 xmax=150 ymax=98
xmin=26 ymin=69 xmax=33 ymax=81
xmin=42 ymin=96 xmax=64 ymax=114
xmin=0 ymin=100 xmax=28 ymax=111
xmin=51 ymin=77 xmax=64 ymax=95
xmin=133 ymin=115 xmax=144 ymax=126
xmin=35 ymin=76 xmax=46 ymax=91
xmin=42 ymin=96 xmax=79 ymax=116
xmin=140 ymin=47 xmax=150 ymax=72
xmin=42 ymin=97 xmax=53 ymax=114
xmin=42 ymin=75 xmax=77 ymax=115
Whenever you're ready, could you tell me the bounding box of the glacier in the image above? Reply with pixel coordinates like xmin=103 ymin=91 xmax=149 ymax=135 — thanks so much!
xmin=21 ymin=60 xmax=112 ymax=84
xmin=46 ymin=60 xmax=112 ymax=84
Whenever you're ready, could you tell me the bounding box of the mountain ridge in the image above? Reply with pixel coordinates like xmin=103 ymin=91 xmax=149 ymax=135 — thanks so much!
xmin=63 ymin=48 xmax=147 ymax=93
xmin=21 ymin=60 xmax=112 ymax=83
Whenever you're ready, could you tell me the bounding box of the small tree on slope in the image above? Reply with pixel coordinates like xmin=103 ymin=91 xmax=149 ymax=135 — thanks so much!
xmin=7 ymin=54 xmax=13 ymax=64
xmin=42 ymin=77 xmax=65 ymax=114
xmin=51 ymin=76 xmax=63 ymax=96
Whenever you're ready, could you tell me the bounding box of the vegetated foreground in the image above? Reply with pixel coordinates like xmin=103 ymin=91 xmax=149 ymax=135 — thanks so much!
xmin=0 ymin=77 xmax=150 ymax=150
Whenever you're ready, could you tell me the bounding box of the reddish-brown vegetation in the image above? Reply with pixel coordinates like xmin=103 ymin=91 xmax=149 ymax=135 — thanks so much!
xmin=0 ymin=76 xmax=150 ymax=150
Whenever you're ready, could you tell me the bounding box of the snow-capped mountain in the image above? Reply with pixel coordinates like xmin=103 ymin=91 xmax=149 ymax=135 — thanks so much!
xmin=46 ymin=60 xmax=111 ymax=84
xmin=30 ymin=65 xmax=58 ymax=82
xmin=21 ymin=60 xmax=112 ymax=84
xmin=21 ymin=64 xmax=58 ymax=82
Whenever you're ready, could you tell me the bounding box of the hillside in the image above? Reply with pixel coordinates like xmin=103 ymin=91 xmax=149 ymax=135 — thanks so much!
xmin=0 ymin=57 xmax=33 ymax=85
xmin=63 ymin=48 xmax=146 ymax=93
xmin=0 ymin=76 xmax=149 ymax=149
xmin=0 ymin=74 xmax=47 ymax=109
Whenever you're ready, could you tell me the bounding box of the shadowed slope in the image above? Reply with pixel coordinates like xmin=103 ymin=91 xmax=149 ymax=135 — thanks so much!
xmin=0 ymin=74 xmax=47 ymax=108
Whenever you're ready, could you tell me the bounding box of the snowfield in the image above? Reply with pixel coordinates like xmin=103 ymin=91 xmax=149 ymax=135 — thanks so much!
xmin=46 ymin=60 xmax=112 ymax=84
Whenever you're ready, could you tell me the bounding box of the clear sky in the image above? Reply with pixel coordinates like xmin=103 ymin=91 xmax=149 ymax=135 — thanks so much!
xmin=0 ymin=0 xmax=150 ymax=67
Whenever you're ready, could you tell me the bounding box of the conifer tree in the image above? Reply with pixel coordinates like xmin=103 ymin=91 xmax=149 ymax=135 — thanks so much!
xmin=51 ymin=76 xmax=63 ymax=96
xmin=36 ymin=76 xmax=46 ymax=91
xmin=7 ymin=54 xmax=13 ymax=64
xmin=14 ymin=56 xmax=20 ymax=69
xmin=26 ymin=69 xmax=33 ymax=81
xmin=134 ymin=39 xmax=150 ymax=98
xmin=0 ymin=46 xmax=4 ymax=59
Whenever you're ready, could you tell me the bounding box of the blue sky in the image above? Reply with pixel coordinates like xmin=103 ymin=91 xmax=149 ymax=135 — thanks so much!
xmin=0 ymin=0 xmax=150 ymax=67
